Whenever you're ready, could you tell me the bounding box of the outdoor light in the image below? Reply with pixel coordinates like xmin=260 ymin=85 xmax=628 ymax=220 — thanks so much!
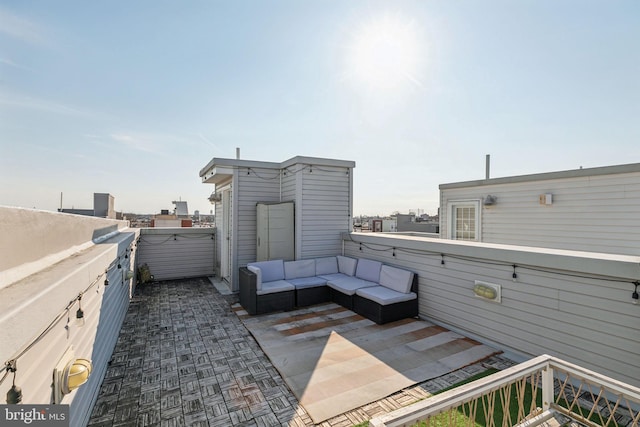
xmin=633 ymin=282 xmax=639 ymax=304
xmin=53 ymin=348 xmax=93 ymax=403
xmin=483 ymin=195 xmax=497 ymax=206
xmin=75 ymin=299 xmax=85 ymax=327
xmin=61 ymin=359 xmax=92 ymax=394
xmin=5 ymin=360 xmax=21 ymax=404
xmin=104 ymin=277 xmax=109 ymax=286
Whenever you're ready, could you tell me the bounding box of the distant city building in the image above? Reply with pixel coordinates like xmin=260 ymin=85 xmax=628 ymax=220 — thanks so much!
xmin=58 ymin=193 xmax=116 ymax=219
xmin=150 ymin=201 xmax=193 ymax=227
xmin=173 ymin=201 xmax=189 ymax=218
xmin=396 ymin=213 xmax=439 ymax=233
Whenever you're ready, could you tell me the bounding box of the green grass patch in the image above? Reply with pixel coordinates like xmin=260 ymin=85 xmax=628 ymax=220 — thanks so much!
xmin=411 ymin=369 xmax=542 ymax=427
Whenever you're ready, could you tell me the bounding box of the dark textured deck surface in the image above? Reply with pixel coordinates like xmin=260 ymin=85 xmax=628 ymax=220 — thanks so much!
xmin=87 ymin=277 xmax=515 ymax=426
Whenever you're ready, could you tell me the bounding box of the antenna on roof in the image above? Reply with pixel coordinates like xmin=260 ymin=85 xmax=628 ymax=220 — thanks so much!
xmin=60 ymin=192 xmax=63 ymax=211
xmin=485 ymin=154 xmax=491 ymax=180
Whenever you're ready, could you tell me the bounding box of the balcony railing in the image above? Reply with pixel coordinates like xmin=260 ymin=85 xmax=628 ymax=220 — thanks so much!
xmin=370 ymin=354 xmax=640 ymax=427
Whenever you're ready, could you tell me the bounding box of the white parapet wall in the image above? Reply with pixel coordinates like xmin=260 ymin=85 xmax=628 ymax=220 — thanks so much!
xmin=0 ymin=207 xmax=139 ymax=427
xmin=342 ymin=232 xmax=640 ymax=388
xmin=0 ymin=206 xmax=130 ymax=288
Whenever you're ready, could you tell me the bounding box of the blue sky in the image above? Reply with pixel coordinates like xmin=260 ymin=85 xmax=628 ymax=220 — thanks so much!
xmin=1 ymin=1 xmax=638 ymax=216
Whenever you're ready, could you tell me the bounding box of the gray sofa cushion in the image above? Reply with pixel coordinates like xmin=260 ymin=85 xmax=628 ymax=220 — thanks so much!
xmin=355 ymin=258 xmax=382 ymax=283
xmin=337 ymin=256 xmax=357 ymax=276
xmin=315 ymin=256 xmax=339 ymax=275
xmin=379 ymin=265 xmax=414 ymax=294
xmin=355 ymin=286 xmax=417 ymax=305
xmin=248 ymin=260 xmax=285 ymax=283
xmin=287 ymin=276 xmax=327 ymax=289
xmin=327 ymin=276 xmax=377 ymax=296
xmin=284 ymin=259 xmax=316 ymax=279
xmin=256 ymin=280 xmax=295 ymax=296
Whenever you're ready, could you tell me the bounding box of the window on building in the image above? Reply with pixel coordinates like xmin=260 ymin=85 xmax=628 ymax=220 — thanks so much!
xmin=448 ymin=200 xmax=480 ymax=241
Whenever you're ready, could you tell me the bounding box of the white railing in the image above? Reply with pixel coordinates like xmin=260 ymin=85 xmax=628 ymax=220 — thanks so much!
xmin=370 ymin=354 xmax=640 ymax=427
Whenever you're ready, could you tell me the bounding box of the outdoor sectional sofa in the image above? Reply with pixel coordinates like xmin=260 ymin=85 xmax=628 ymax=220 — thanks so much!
xmin=238 ymin=255 xmax=418 ymax=324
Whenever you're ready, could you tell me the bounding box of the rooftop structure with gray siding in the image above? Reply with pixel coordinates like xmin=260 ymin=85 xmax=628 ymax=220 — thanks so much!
xmin=199 ymin=155 xmax=355 ymax=292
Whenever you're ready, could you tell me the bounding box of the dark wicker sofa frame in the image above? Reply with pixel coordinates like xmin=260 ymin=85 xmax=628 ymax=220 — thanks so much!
xmin=352 ymin=274 xmax=419 ymax=324
xmin=296 ymin=285 xmax=331 ymax=307
xmin=239 ymin=267 xmax=295 ymax=315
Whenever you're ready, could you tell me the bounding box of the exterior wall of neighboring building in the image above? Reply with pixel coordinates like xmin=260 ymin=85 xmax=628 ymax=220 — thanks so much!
xmin=343 ymin=232 xmax=640 ymax=388
xmin=94 ymin=193 xmax=115 ymax=218
xmin=0 ymin=207 xmax=137 ymax=427
xmin=439 ymin=163 xmax=640 ymax=256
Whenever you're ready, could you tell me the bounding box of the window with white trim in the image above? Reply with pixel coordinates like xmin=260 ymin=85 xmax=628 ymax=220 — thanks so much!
xmin=448 ymin=200 xmax=480 ymax=241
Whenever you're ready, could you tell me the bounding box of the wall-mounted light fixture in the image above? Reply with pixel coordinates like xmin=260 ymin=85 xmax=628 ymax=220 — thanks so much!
xmin=483 ymin=195 xmax=497 ymax=206
xmin=208 ymin=192 xmax=222 ymax=203
xmin=473 ymin=281 xmax=501 ymax=303
xmin=53 ymin=347 xmax=93 ymax=404
xmin=539 ymin=193 xmax=553 ymax=205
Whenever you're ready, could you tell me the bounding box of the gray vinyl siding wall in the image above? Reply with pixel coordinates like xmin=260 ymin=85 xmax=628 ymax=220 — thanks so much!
xmin=236 ymin=167 xmax=281 ymax=269
xmin=342 ymin=232 xmax=640 ymax=388
xmin=136 ymin=228 xmax=215 ymax=280
xmin=0 ymin=220 xmax=137 ymax=427
xmin=440 ymin=167 xmax=640 ymax=256
xmin=299 ymin=166 xmax=352 ymax=259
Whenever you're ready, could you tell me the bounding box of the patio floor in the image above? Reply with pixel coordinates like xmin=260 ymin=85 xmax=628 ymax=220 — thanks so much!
xmin=87 ymin=277 xmax=515 ymax=427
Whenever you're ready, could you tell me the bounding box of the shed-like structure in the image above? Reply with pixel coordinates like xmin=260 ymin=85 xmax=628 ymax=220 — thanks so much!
xmin=200 ymin=155 xmax=355 ymax=292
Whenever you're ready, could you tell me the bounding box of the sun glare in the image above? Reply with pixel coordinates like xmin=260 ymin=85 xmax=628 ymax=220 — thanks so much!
xmin=345 ymin=12 xmax=422 ymax=93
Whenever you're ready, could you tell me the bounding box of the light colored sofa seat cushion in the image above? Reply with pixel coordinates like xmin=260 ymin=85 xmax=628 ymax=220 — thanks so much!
xmin=337 ymin=256 xmax=357 ymax=276
xmin=287 ymin=276 xmax=327 ymax=289
xmin=355 ymin=258 xmax=382 ymax=283
xmin=284 ymin=259 xmax=316 ymax=280
xmin=379 ymin=265 xmax=414 ymax=294
xmin=248 ymin=260 xmax=285 ymax=283
xmin=355 ymin=286 xmax=417 ymax=305
xmin=256 ymin=280 xmax=295 ymax=296
xmin=327 ymin=276 xmax=377 ymax=296
xmin=317 ymin=272 xmax=351 ymax=282
xmin=315 ymin=256 xmax=339 ymax=275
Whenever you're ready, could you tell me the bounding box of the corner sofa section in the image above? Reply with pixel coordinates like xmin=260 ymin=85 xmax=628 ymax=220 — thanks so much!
xmin=239 ymin=256 xmax=418 ymax=324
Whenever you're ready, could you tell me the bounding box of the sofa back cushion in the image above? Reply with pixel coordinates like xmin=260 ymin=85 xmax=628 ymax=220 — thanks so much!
xmin=315 ymin=256 xmax=338 ymax=275
xmin=284 ymin=259 xmax=316 ymax=279
xmin=379 ymin=265 xmax=414 ymax=294
xmin=355 ymin=259 xmax=382 ymax=283
xmin=337 ymin=256 xmax=357 ymax=276
xmin=247 ymin=260 xmax=285 ymax=283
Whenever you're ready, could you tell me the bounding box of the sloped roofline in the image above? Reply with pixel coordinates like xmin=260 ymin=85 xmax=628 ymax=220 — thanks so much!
xmin=440 ymin=162 xmax=640 ymax=190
